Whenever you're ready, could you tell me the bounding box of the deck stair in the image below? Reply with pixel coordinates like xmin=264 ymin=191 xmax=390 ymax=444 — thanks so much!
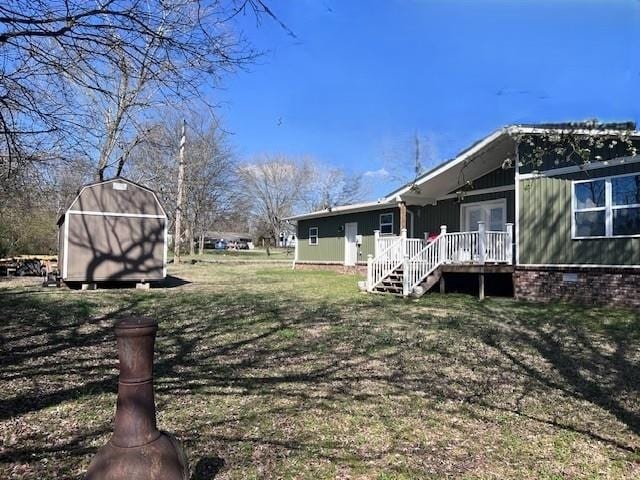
xmin=410 ymin=269 xmax=442 ymax=298
xmin=372 ymin=266 xmax=404 ymax=295
xmin=366 ymin=222 xmax=514 ymax=297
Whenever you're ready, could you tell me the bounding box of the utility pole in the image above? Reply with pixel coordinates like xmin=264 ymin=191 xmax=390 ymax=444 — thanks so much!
xmin=174 ymin=119 xmax=186 ymax=265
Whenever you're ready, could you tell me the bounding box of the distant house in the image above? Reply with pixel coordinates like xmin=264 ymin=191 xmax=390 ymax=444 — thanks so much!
xmin=286 ymin=123 xmax=640 ymax=308
xmin=203 ymin=231 xmax=253 ymax=249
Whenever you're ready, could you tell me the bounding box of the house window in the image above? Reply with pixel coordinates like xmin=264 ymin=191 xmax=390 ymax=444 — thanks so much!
xmin=573 ymin=173 xmax=640 ymax=238
xmin=379 ymin=213 xmax=394 ymax=235
xmin=309 ymin=227 xmax=318 ymax=245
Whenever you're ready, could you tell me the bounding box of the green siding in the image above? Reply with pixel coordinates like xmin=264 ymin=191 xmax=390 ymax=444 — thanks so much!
xmin=297 ymin=208 xmax=398 ymax=263
xmin=415 ymin=191 xmax=516 ymax=236
xmin=518 ymin=164 xmax=640 ymax=265
xmin=447 ymin=166 xmax=515 ymax=193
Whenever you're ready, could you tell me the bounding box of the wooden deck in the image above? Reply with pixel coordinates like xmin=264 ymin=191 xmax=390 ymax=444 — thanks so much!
xmin=440 ymin=263 xmax=514 ymax=274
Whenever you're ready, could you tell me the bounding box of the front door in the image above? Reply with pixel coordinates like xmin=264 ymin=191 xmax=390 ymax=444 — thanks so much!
xmin=344 ymin=222 xmax=358 ymax=266
xmin=461 ymin=200 xmax=506 ymax=231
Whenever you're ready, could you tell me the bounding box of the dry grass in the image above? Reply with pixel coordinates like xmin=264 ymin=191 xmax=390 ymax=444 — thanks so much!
xmin=0 ymin=263 xmax=639 ymax=479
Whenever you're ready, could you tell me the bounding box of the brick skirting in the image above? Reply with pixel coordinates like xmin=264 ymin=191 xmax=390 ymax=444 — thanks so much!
xmin=514 ymin=267 xmax=640 ymax=308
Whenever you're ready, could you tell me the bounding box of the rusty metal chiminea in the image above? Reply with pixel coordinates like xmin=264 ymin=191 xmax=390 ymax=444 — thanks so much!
xmin=86 ymin=317 xmax=189 ymax=480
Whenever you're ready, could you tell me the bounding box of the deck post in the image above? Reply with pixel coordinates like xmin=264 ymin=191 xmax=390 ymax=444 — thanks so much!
xmin=398 ymin=201 xmax=407 ymax=232
xmin=439 ymin=274 xmax=445 ymax=294
xmin=374 ymin=230 xmax=380 ymax=257
xmin=402 ymin=254 xmax=410 ymax=296
xmin=478 ymin=221 xmax=486 ymax=264
xmin=479 ymin=273 xmax=485 ymax=301
xmin=505 ymin=223 xmax=514 ymax=265
xmin=366 ymin=254 xmax=373 ymax=292
xmin=401 ymin=227 xmax=407 ymax=258
xmin=439 ymin=225 xmax=447 ymax=263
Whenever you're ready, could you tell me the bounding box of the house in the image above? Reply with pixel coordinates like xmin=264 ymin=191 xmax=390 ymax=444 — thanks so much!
xmin=58 ymin=177 xmax=168 ymax=285
xmin=285 ymin=122 xmax=640 ymax=308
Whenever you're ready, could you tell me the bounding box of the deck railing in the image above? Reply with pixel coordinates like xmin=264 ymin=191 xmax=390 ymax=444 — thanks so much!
xmin=368 ymin=222 xmax=514 ymax=295
xmin=367 ymin=233 xmax=404 ymax=292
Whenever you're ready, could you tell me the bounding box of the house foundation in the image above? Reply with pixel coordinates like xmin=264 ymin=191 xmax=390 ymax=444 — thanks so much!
xmin=514 ymin=266 xmax=640 ymax=308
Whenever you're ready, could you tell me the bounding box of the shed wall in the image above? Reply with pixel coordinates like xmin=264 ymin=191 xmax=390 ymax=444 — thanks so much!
xmin=70 ymin=181 xmax=164 ymax=215
xmin=65 ymin=213 xmax=165 ymax=281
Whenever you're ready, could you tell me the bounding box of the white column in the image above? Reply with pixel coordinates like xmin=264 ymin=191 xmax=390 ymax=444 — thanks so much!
xmin=367 ymin=254 xmax=373 ymax=292
xmin=402 ymin=254 xmax=410 ymax=296
xmin=439 ymin=225 xmax=447 ymax=263
xmin=478 ymin=221 xmax=486 ymax=264
xmin=292 ymin=234 xmax=298 ymax=269
xmin=401 ymin=227 xmax=407 ymax=258
xmin=506 ymin=222 xmax=514 ymax=265
xmin=374 ymin=229 xmax=380 ymax=257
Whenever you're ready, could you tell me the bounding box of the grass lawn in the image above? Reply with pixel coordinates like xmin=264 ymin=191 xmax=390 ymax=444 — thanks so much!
xmin=179 ymin=247 xmax=293 ymax=264
xmin=1 ymin=263 xmax=639 ymax=479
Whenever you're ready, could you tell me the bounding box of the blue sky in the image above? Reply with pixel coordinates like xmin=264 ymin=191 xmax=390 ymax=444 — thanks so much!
xmin=216 ymin=0 xmax=640 ymax=199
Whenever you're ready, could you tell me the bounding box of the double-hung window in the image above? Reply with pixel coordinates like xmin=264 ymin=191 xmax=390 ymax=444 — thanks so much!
xmin=573 ymin=173 xmax=640 ymax=238
xmin=308 ymin=227 xmax=319 ymax=245
xmin=379 ymin=213 xmax=394 ymax=235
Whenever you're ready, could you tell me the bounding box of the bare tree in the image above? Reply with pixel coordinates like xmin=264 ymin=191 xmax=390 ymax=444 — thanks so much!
xmin=379 ymin=132 xmax=439 ymax=186
xmin=238 ymin=155 xmax=314 ymax=254
xmin=0 ymin=0 xmax=282 ymax=179
xmin=309 ymin=167 xmax=365 ymax=211
xmin=126 ymin=111 xmax=238 ymax=255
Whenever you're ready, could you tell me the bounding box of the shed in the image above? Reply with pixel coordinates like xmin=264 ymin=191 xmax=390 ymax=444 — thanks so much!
xmin=57 ymin=178 xmax=168 ymax=283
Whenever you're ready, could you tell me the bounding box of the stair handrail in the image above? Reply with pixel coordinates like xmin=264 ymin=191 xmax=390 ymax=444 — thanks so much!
xmin=404 ymin=230 xmax=446 ymax=295
xmin=367 ymin=235 xmax=404 ymax=291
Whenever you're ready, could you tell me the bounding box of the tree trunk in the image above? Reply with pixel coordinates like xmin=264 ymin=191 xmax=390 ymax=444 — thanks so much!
xmin=198 ymin=233 xmax=204 ymax=255
xmin=189 ymin=227 xmax=195 ymax=256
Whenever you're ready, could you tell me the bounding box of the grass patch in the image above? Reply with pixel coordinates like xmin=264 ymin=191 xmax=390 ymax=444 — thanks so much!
xmin=0 ymin=264 xmax=639 ymax=479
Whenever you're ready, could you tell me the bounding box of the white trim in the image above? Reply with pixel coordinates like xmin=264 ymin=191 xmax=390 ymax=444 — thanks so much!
xmin=459 ymin=198 xmax=507 ymax=232
xmin=162 ymin=219 xmax=168 ymax=278
xmin=67 ymin=178 xmax=167 ymax=217
xmin=519 ymin=263 xmax=640 ymax=269
xmin=509 ymin=126 xmax=640 ymax=137
xmin=573 ymin=169 xmax=640 ymax=183
xmin=514 ymin=142 xmax=520 ymax=265
xmin=518 ymin=155 xmax=640 ymax=180
xmin=344 ymin=222 xmax=358 ymax=266
xmin=63 ymin=213 xmax=69 ymax=280
xmin=386 ymin=128 xmax=508 ymax=201
xmin=308 ymin=226 xmax=319 ymax=246
xmin=437 ymin=184 xmax=515 ymax=201
xmin=379 ymin=212 xmax=394 ymax=235
xmin=571 ymin=171 xmax=640 ymax=239
xmin=67 ymin=210 xmax=166 ymax=219
xmin=284 ymin=200 xmax=392 ymax=221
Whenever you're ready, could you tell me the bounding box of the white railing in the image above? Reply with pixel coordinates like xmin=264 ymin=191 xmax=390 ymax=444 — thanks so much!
xmin=405 ymin=238 xmax=424 ymax=259
xmin=445 ymin=231 xmax=480 ymax=263
xmin=368 ymin=222 xmax=514 ymax=295
xmin=376 ymin=234 xmax=401 ymax=254
xmin=367 ymin=235 xmax=403 ymax=291
xmin=404 ymin=233 xmax=445 ymax=295
xmin=484 ymin=230 xmax=512 ymax=263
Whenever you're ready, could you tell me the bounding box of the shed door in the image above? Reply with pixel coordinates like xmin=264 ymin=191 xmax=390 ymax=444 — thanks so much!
xmin=344 ymin=222 xmax=358 ymax=266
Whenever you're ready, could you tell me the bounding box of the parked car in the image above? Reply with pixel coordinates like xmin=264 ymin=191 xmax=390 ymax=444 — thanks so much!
xmin=214 ymin=240 xmax=227 ymax=250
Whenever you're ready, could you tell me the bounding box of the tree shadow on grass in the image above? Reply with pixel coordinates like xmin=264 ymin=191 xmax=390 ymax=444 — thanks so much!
xmin=1 ymin=285 xmax=639 ymax=478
